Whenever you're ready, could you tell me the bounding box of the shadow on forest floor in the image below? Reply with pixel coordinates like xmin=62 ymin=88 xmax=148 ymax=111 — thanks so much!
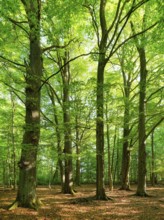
xmin=0 ymin=184 xmax=163 ymax=220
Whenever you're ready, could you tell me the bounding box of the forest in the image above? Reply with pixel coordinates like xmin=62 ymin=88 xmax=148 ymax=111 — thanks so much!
xmin=0 ymin=0 xmax=164 ymax=219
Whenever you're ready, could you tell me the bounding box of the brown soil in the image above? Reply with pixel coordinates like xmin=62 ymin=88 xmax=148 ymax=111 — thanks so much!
xmin=0 ymin=185 xmax=163 ymax=220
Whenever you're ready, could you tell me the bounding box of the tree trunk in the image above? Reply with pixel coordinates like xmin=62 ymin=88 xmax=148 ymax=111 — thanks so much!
xmin=151 ymin=131 xmax=155 ymax=186
xmin=9 ymin=0 xmax=42 ymax=209
xmin=61 ymin=51 xmax=74 ymax=194
xmin=105 ymin=103 xmax=113 ymax=191
xmin=95 ymin=0 xmax=108 ymax=200
xmin=136 ymin=47 xmax=147 ymax=196
xmin=120 ymin=108 xmax=131 ymax=190
xmin=120 ymin=66 xmax=131 ymax=190
xmin=48 ymin=87 xmax=64 ymax=191
xmin=10 ymin=92 xmax=17 ymax=190
xmin=96 ymin=54 xmax=107 ymax=199
xmin=75 ymin=116 xmax=81 ymax=186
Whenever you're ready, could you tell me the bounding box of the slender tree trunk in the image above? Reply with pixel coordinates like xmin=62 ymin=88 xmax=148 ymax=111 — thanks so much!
xmin=136 ymin=47 xmax=147 ymax=196
xmin=61 ymin=51 xmax=74 ymax=194
xmin=96 ymin=53 xmax=107 ymax=199
xmin=111 ymin=127 xmax=117 ymax=174
xmin=75 ymin=116 xmax=81 ymax=186
xmin=9 ymin=0 xmax=42 ymax=209
xmin=131 ymin=20 xmax=148 ymax=196
xmin=120 ymin=108 xmax=131 ymax=190
xmin=10 ymin=92 xmax=17 ymax=190
xmin=151 ymin=131 xmax=155 ymax=186
xmin=120 ymin=63 xmax=131 ymax=190
xmin=48 ymin=87 xmax=64 ymax=191
xmin=105 ymin=103 xmax=113 ymax=191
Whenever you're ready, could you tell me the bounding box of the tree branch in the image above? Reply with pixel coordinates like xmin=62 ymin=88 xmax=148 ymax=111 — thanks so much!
xmin=146 ymin=86 xmax=164 ymax=102
xmin=8 ymin=17 xmax=29 ymax=35
xmin=39 ymin=51 xmax=97 ymax=91
xmin=109 ymin=21 xmax=158 ymax=58
xmin=0 ymin=55 xmax=25 ymax=67
xmin=42 ymin=39 xmax=75 ymax=53
xmin=145 ymin=117 xmax=164 ymax=140
xmin=120 ymin=0 xmax=150 ymax=23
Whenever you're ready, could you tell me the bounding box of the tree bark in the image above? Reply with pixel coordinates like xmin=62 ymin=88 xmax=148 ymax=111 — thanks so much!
xmin=136 ymin=47 xmax=147 ymax=196
xmin=75 ymin=116 xmax=81 ymax=186
xmin=120 ymin=73 xmax=131 ymax=190
xmin=96 ymin=0 xmax=108 ymax=200
xmin=48 ymin=87 xmax=64 ymax=191
xmin=151 ymin=131 xmax=156 ymax=186
xmin=61 ymin=51 xmax=74 ymax=194
xmin=9 ymin=0 xmax=42 ymax=209
xmin=96 ymin=56 xmax=106 ymax=199
xmin=10 ymin=92 xmax=17 ymax=190
xmin=105 ymin=103 xmax=113 ymax=191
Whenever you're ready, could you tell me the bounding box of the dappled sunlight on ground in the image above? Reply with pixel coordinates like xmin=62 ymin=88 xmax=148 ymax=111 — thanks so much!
xmin=0 ymin=185 xmax=163 ymax=219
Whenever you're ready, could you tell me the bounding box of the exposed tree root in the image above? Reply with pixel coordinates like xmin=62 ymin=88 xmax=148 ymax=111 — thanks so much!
xmin=8 ymin=198 xmax=43 ymax=211
xmin=96 ymin=195 xmax=113 ymax=201
xmin=70 ymin=195 xmax=114 ymax=204
xmin=134 ymin=192 xmax=151 ymax=197
xmin=119 ymin=187 xmax=133 ymax=191
xmin=8 ymin=200 xmax=19 ymax=210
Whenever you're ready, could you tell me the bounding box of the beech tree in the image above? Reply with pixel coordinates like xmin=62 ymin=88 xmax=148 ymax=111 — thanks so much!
xmin=9 ymin=0 xmax=43 ymax=209
xmin=84 ymin=0 xmax=157 ymax=200
xmin=0 ymin=0 xmax=163 ymax=210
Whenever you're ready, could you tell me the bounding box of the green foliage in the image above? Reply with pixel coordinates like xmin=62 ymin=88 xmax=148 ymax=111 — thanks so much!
xmin=0 ymin=0 xmax=163 ymax=187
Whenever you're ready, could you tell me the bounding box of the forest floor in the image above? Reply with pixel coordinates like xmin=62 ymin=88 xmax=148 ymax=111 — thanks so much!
xmin=0 ymin=184 xmax=163 ymax=220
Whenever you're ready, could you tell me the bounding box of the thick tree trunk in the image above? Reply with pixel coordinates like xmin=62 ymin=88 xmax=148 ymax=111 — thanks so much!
xmin=136 ymin=47 xmax=147 ymax=196
xmin=9 ymin=0 xmax=42 ymax=210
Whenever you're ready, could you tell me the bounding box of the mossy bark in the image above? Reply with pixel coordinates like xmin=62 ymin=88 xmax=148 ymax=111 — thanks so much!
xmin=10 ymin=0 xmax=42 ymax=209
xmin=136 ymin=47 xmax=147 ymax=196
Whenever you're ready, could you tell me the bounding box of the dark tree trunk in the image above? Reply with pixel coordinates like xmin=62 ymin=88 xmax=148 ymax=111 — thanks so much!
xmin=136 ymin=47 xmax=147 ymax=196
xmin=120 ymin=89 xmax=131 ymax=190
xmin=61 ymin=51 xmax=74 ymax=194
xmin=131 ymin=20 xmax=148 ymax=196
xmin=95 ymin=0 xmax=108 ymax=200
xmin=10 ymin=92 xmax=17 ymax=190
xmin=9 ymin=0 xmax=42 ymax=210
xmin=96 ymin=56 xmax=106 ymax=199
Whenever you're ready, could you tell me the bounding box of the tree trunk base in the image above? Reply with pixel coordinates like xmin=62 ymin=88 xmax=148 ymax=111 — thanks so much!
xmin=119 ymin=186 xmax=132 ymax=191
xmin=95 ymin=195 xmax=113 ymax=201
xmin=135 ymin=192 xmax=149 ymax=197
xmin=8 ymin=201 xmax=19 ymax=210
xmin=8 ymin=198 xmax=42 ymax=210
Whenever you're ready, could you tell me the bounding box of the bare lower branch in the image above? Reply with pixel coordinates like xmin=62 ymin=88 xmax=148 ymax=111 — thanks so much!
xmin=39 ymin=51 xmax=99 ymax=91
xmin=146 ymin=86 xmax=164 ymax=102
xmin=120 ymin=0 xmax=150 ymax=23
xmin=109 ymin=21 xmax=158 ymax=58
xmin=8 ymin=17 xmax=29 ymax=35
xmin=42 ymin=39 xmax=75 ymax=53
xmin=145 ymin=117 xmax=164 ymax=140
xmin=0 ymin=55 xmax=25 ymax=67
